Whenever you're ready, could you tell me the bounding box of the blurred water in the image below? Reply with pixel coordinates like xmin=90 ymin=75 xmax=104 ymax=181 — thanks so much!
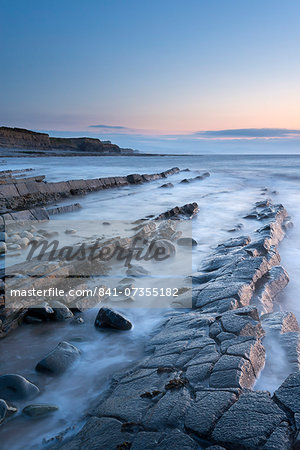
xmin=1 ymin=154 xmax=300 ymax=448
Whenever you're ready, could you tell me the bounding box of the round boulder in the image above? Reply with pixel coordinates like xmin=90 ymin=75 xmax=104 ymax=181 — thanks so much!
xmin=0 ymin=374 xmax=39 ymax=401
xmin=95 ymin=307 xmax=132 ymax=331
xmin=35 ymin=341 xmax=80 ymax=375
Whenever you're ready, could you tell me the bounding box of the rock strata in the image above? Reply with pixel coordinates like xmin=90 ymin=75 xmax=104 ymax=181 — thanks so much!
xmin=0 ymin=126 xmax=133 ymax=154
xmin=0 ymin=167 xmax=179 ymax=216
xmin=57 ymin=200 xmax=300 ymax=449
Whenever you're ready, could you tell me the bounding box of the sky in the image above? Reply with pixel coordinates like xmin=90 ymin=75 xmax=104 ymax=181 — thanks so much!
xmin=0 ymin=0 xmax=300 ymax=153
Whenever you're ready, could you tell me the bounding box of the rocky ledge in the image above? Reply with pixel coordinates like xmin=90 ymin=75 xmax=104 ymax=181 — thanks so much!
xmin=56 ymin=200 xmax=300 ymax=449
xmin=0 ymin=167 xmax=180 ymax=220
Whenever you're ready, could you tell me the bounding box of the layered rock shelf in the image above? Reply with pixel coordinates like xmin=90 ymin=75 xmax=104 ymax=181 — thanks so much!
xmin=56 ymin=201 xmax=300 ymax=449
xmin=0 ymin=167 xmax=180 ymax=221
xmin=1 ymin=163 xmax=300 ymax=448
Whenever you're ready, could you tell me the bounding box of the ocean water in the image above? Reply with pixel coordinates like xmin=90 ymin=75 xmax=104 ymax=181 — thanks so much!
xmin=1 ymin=154 xmax=300 ymax=448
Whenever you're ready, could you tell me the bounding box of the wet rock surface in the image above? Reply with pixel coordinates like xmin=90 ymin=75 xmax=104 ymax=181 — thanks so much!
xmin=35 ymin=341 xmax=80 ymax=375
xmin=56 ymin=201 xmax=300 ymax=449
xmin=0 ymin=195 xmax=298 ymax=448
xmin=22 ymin=404 xmax=59 ymax=417
xmin=95 ymin=307 xmax=133 ymax=331
xmin=0 ymin=167 xmax=179 ymax=215
xmin=0 ymin=374 xmax=39 ymax=401
xmin=0 ymin=399 xmax=17 ymax=424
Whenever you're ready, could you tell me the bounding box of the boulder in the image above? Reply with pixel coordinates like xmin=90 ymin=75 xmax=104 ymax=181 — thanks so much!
xmin=0 ymin=374 xmax=39 ymax=401
xmin=35 ymin=341 xmax=80 ymax=375
xmin=26 ymin=303 xmax=54 ymax=320
xmin=22 ymin=404 xmax=58 ymax=417
xmin=50 ymin=300 xmax=74 ymax=321
xmin=95 ymin=307 xmax=132 ymax=331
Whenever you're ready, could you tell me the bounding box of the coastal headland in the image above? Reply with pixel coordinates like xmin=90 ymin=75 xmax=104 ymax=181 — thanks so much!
xmin=0 ymin=127 xmax=135 ymax=156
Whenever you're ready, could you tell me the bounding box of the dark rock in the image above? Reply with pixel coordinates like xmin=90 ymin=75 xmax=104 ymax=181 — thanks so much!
xmin=24 ymin=315 xmax=43 ymax=324
xmin=142 ymin=387 xmax=191 ymax=430
xmin=0 ymin=399 xmax=17 ymax=424
xmin=0 ymin=374 xmax=39 ymax=401
xmin=212 ymin=392 xmax=287 ymax=448
xmin=159 ymin=183 xmax=174 ymax=188
xmin=262 ymin=421 xmax=292 ymax=449
xmin=47 ymin=203 xmax=82 ymax=215
xmin=0 ymin=399 xmax=7 ymax=424
xmin=274 ymin=371 xmax=300 ymax=413
xmin=217 ymin=236 xmax=251 ymax=249
xmin=220 ymin=307 xmax=264 ymax=338
xmin=153 ymin=429 xmax=198 ymax=449
xmin=95 ymin=307 xmax=132 ymax=331
xmin=177 ymin=237 xmax=198 ymax=247
xmin=35 ymin=341 xmax=80 ymax=375
xmin=257 ymin=266 xmax=289 ymax=313
xmin=185 ymin=390 xmax=237 ymax=436
xmin=26 ymin=303 xmax=54 ymax=320
xmin=155 ymin=202 xmax=198 ymax=220
xmin=210 ymin=355 xmax=256 ymax=389
xmin=22 ymin=404 xmax=58 ymax=417
xmin=194 ymin=281 xmax=254 ymax=310
xmin=206 ymin=446 xmax=227 ymax=450
xmin=127 ymin=174 xmax=143 ymax=184
xmin=49 ymin=300 xmax=74 ymax=321
xmin=225 ymin=339 xmax=265 ymax=376
xmin=57 ymin=417 xmax=132 ymax=450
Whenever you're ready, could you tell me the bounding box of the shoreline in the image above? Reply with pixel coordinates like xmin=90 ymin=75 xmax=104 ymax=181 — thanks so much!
xmin=0 ymin=162 xmax=300 ymax=449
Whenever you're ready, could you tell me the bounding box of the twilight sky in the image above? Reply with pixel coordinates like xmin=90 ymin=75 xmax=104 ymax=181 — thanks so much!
xmin=0 ymin=0 xmax=300 ymax=148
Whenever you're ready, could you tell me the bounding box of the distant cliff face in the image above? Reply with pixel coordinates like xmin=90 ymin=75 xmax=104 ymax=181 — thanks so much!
xmin=50 ymin=136 xmax=122 ymax=153
xmin=0 ymin=127 xmax=51 ymax=149
xmin=0 ymin=127 xmax=133 ymax=154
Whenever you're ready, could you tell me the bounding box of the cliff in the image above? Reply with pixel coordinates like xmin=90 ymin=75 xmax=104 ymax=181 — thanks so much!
xmin=0 ymin=127 xmax=51 ymax=149
xmin=0 ymin=127 xmax=133 ymax=154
